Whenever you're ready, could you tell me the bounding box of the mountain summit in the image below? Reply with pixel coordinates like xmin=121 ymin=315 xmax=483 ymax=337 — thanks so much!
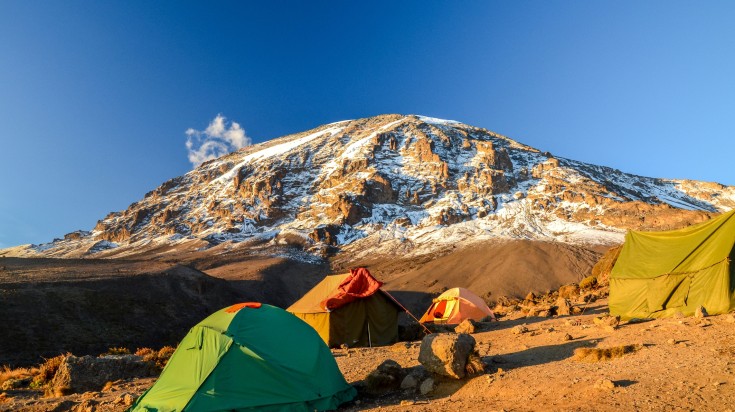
xmin=5 ymin=114 xmax=734 ymax=260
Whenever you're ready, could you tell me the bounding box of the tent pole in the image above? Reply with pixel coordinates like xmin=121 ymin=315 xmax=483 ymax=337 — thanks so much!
xmin=367 ymin=323 xmax=372 ymax=348
xmin=382 ymin=291 xmax=432 ymax=335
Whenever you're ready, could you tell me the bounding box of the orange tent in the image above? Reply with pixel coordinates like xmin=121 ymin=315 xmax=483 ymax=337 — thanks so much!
xmin=419 ymin=287 xmax=495 ymax=324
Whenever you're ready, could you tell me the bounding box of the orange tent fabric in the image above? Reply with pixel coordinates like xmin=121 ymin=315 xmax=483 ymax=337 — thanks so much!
xmin=420 ymin=287 xmax=495 ymax=324
xmin=321 ymin=267 xmax=383 ymax=310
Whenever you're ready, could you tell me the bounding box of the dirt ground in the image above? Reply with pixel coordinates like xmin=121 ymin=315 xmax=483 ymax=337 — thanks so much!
xmin=3 ymin=298 xmax=734 ymax=412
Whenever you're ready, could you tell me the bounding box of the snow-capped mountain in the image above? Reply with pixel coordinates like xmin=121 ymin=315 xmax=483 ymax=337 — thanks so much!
xmin=6 ymin=114 xmax=734 ymax=259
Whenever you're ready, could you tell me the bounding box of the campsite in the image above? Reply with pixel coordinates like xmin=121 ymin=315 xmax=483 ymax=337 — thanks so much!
xmin=2 ymin=212 xmax=735 ymax=411
xmin=3 ymin=2 xmax=735 ymax=411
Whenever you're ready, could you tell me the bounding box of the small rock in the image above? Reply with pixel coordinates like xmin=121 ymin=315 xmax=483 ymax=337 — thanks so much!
xmin=419 ymin=378 xmax=435 ymax=395
xmin=695 ymin=306 xmax=708 ymax=318
xmin=72 ymin=400 xmax=98 ymax=412
xmin=555 ymin=297 xmax=572 ymax=316
xmin=400 ymin=375 xmax=418 ymax=390
xmin=558 ymin=284 xmax=580 ymax=299
xmin=594 ymin=379 xmax=616 ymax=390
xmin=593 ymin=315 xmax=620 ymax=329
xmin=511 ymin=325 xmax=529 ymax=335
xmin=537 ymin=310 xmax=550 ymax=318
xmin=454 ymin=319 xmax=478 ymax=334
xmin=525 ymin=292 xmax=536 ymax=301
xmin=400 ymin=400 xmax=416 ymax=406
xmin=667 ymin=339 xmax=676 ymax=345
xmin=726 ymin=314 xmax=735 ymax=323
xmin=113 ymin=393 xmax=135 ymax=406
xmin=564 ymin=333 xmax=574 ymax=341
xmin=365 ymin=359 xmax=405 ymax=394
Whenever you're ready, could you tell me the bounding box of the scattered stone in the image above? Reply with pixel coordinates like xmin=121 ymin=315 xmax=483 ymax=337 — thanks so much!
xmin=558 ymin=284 xmax=580 ymax=299
xmin=113 ymin=393 xmax=135 ymax=406
xmin=695 ymin=306 xmax=709 ymax=318
xmin=454 ymin=319 xmax=478 ymax=334
xmin=555 ymin=297 xmax=572 ymax=316
xmin=525 ymin=292 xmax=536 ymax=301
xmin=418 ymin=333 xmax=476 ymax=379
xmin=667 ymin=339 xmax=677 ymax=345
xmin=72 ymin=399 xmax=98 ymax=412
xmin=50 ymin=354 xmax=156 ymax=395
xmin=593 ymin=315 xmax=620 ymax=330
xmin=571 ymin=306 xmax=583 ymax=315
xmin=537 ymin=310 xmax=551 ymax=318
xmin=564 ymin=333 xmax=574 ymax=341
xmin=400 ymin=400 xmax=416 ymax=406
xmin=365 ymin=359 xmax=405 ymax=394
xmin=511 ymin=325 xmax=529 ymax=335
xmin=594 ymin=378 xmax=616 ymax=390
xmin=419 ymin=378 xmax=435 ymax=395
xmin=400 ymin=375 xmax=418 ymax=390
xmin=390 ymin=342 xmax=412 ymax=352
xmin=465 ymin=352 xmax=486 ymax=375
xmin=726 ymin=314 xmax=735 ymax=324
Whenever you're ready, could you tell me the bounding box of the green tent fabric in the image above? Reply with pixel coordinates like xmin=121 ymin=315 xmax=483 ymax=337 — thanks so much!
xmin=128 ymin=303 xmax=356 ymax=412
xmin=610 ymin=210 xmax=735 ymax=320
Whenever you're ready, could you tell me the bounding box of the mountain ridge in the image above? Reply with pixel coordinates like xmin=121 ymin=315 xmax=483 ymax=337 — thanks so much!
xmin=3 ymin=113 xmax=733 ymax=260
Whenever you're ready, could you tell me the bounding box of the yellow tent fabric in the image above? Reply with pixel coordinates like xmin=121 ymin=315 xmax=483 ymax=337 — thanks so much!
xmin=287 ymin=274 xmax=400 ymax=347
xmin=610 ymin=210 xmax=735 ymax=319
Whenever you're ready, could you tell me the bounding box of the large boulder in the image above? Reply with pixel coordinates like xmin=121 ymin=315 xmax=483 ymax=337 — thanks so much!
xmin=418 ymin=333 xmax=476 ymax=379
xmin=50 ymin=355 xmax=156 ymax=394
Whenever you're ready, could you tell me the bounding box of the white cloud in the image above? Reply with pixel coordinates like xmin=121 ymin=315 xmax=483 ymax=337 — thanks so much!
xmin=185 ymin=114 xmax=251 ymax=167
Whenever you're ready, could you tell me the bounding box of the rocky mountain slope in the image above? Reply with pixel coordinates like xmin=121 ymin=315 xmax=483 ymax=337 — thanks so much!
xmin=4 ymin=114 xmax=734 ymax=261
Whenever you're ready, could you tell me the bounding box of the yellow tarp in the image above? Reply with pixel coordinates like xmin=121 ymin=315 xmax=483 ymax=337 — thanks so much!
xmin=610 ymin=210 xmax=735 ymax=319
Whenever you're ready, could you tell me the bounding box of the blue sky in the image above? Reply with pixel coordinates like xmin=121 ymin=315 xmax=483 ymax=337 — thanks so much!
xmin=1 ymin=1 xmax=735 ymax=248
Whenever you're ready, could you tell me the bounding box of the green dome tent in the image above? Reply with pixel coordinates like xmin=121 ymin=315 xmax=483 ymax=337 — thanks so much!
xmin=610 ymin=210 xmax=735 ymax=320
xmin=128 ymin=302 xmax=356 ymax=412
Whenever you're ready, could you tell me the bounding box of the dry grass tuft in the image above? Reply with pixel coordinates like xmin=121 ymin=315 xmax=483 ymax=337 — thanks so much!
xmin=33 ymin=353 xmax=69 ymax=388
xmin=135 ymin=346 xmax=175 ymax=370
xmin=106 ymin=347 xmax=131 ymax=355
xmin=573 ymin=344 xmax=641 ymax=362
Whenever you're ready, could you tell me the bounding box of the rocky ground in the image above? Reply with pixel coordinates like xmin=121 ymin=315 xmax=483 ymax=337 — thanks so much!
xmin=3 ymin=297 xmax=734 ymax=412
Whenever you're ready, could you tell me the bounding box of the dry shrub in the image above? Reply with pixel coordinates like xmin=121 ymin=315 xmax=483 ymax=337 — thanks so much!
xmin=573 ymin=344 xmax=641 ymax=362
xmin=135 ymin=346 xmax=175 ymax=370
xmin=578 ymin=275 xmax=598 ymax=290
xmin=1 ymin=365 xmax=37 ymax=387
xmin=465 ymin=352 xmax=485 ymax=375
xmin=106 ymin=347 xmax=131 ymax=355
xmin=32 ymin=353 xmax=69 ymax=388
xmin=591 ymin=245 xmax=623 ymax=286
